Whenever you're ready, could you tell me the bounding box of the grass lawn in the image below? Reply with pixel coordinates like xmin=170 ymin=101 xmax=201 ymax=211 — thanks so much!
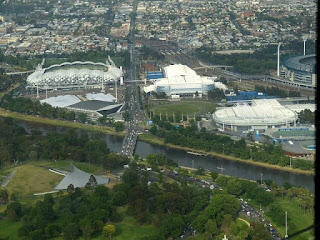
xmin=0 ymin=219 xmax=23 ymax=240
xmin=109 ymin=206 xmax=158 ymax=240
xmin=272 ymin=197 xmax=314 ymax=240
xmin=6 ymin=165 xmax=64 ymax=197
xmin=34 ymin=160 xmax=106 ymax=175
xmin=250 ymin=196 xmax=314 ymax=240
xmin=152 ymin=101 xmax=216 ymax=116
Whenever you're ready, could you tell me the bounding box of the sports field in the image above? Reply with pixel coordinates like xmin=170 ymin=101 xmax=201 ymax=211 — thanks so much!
xmin=152 ymin=101 xmax=216 ymax=116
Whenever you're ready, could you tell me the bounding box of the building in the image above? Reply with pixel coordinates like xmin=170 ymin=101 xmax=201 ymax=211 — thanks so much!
xmin=212 ymin=99 xmax=298 ymax=131
xmin=66 ymin=100 xmax=123 ymax=120
xmin=26 ymin=59 xmax=123 ymax=92
xmin=280 ymin=54 xmax=316 ymax=87
xmin=144 ymin=64 xmax=223 ymax=97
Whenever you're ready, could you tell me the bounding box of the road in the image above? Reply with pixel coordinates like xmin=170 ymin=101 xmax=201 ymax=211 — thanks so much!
xmin=120 ymin=0 xmax=144 ymax=158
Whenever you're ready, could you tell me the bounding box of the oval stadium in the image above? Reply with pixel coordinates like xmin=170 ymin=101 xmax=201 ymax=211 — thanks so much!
xmin=26 ymin=60 xmax=123 ymax=91
xmin=280 ymin=54 xmax=316 ymax=86
xmin=212 ymin=99 xmax=298 ymax=131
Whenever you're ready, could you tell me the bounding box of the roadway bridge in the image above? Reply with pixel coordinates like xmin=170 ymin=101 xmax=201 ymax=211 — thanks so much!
xmin=120 ymin=126 xmax=138 ymax=158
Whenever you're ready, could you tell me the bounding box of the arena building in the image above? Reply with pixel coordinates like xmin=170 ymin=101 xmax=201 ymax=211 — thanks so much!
xmin=212 ymin=99 xmax=298 ymax=131
xmin=26 ymin=59 xmax=123 ymax=92
xmin=144 ymin=64 xmax=226 ymax=97
xmin=280 ymin=54 xmax=316 ymax=87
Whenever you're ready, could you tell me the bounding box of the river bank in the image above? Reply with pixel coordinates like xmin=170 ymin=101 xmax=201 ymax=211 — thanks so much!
xmin=138 ymin=133 xmax=315 ymax=176
xmin=0 ymin=108 xmax=126 ymax=137
xmin=0 ymin=108 xmax=314 ymax=176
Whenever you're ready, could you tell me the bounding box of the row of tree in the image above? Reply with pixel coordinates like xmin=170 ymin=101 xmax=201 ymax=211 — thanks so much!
xmin=149 ymin=115 xmax=314 ymax=170
xmin=0 ymin=117 xmax=129 ymax=168
xmin=254 ymin=85 xmax=301 ymax=98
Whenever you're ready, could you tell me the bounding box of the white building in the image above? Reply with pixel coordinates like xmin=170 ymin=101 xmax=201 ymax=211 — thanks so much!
xmin=144 ymin=64 xmax=225 ymax=97
xmin=212 ymin=99 xmax=298 ymax=131
xmin=26 ymin=60 xmax=123 ymax=91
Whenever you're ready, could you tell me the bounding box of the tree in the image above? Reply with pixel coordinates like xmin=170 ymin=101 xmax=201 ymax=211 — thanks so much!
xmin=0 ymin=189 xmax=9 ymax=203
xmin=67 ymin=184 xmax=75 ymax=193
xmin=113 ymin=122 xmax=125 ymax=132
xmin=122 ymin=111 xmax=130 ymax=122
xmin=210 ymin=171 xmax=219 ymax=181
xmin=160 ymin=214 xmax=185 ymax=238
xmin=103 ymin=224 xmax=116 ymax=239
xmin=226 ymin=178 xmax=243 ymax=196
xmin=122 ymin=170 xmax=139 ymax=187
xmin=78 ymin=113 xmax=87 ymax=123
xmin=80 ymin=219 xmax=94 ymax=239
xmin=88 ymin=175 xmax=97 ymax=187
xmin=63 ymin=223 xmax=80 ymax=240
xmin=192 ymin=214 xmax=208 ymax=233
xmin=205 ymin=219 xmax=219 ymax=237
xmin=248 ymin=221 xmax=271 ymax=240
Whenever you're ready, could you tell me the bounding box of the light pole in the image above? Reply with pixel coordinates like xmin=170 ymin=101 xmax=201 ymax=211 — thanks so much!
xmin=250 ymin=148 xmax=252 ymax=160
xmin=290 ymin=156 xmax=292 ymax=168
xmin=260 ymin=173 xmax=263 ymax=185
xmin=285 ymin=211 xmax=288 ymax=238
xmin=302 ymin=35 xmax=308 ymax=55
xmin=277 ymin=42 xmax=282 ymax=77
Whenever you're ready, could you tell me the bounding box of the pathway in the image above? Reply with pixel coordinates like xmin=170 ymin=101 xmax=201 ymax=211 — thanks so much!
xmin=238 ymin=217 xmax=251 ymax=227
xmin=1 ymin=170 xmax=17 ymax=187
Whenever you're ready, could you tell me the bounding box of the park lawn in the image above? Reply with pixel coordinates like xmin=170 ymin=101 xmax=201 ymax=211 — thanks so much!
xmin=235 ymin=218 xmax=250 ymax=229
xmin=102 ymin=206 xmax=158 ymax=240
xmin=34 ymin=160 xmax=106 ymax=175
xmin=272 ymin=197 xmax=314 ymax=240
xmin=152 ymin=101 xmax=216 ymax=116
xmin=250 ymin=196 xmax=314 ymax=240
xmin=0 ymin=219 xmax=23 ymax=240
xmin=6 ymin=165 xmax=63 ymax=197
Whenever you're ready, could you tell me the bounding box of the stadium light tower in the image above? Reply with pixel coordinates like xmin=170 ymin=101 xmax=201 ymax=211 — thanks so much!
xmin=277 ymin=42 xmax=282 ymax=77
xmin=302 ymin=35 xmax=308 ymax=55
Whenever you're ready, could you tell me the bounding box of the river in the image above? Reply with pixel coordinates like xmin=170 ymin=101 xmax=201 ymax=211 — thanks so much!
xmin=17 ymin=121 xmax=314 ymax=192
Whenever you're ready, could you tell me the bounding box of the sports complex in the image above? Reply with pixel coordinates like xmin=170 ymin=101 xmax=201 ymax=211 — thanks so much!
xmin=26 ymin=60 xmax=123 ymax=91
xmin=144 ymin=64 xmax=227 ymax=97
xmin=212 ymin=99 xmax=298 ymax=131
xmin=280 ymin=54 xmax=316 ymax=87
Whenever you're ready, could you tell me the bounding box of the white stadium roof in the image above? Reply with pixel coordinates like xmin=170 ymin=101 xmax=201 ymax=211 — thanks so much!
xmin=212 ymin=99 xmax=298 ymax=126
xmin=284 ymin=104 xmax=316 ymax=113
xmin=85 ymin=93 xmax=116 ymax=102
xmin=144 ymin=64 xmax=219 ymax=94
xmin=40 ymin=95 xmax=81 ymax=108
xmin=163 ymin=64 xmax=198 ymax=78
xmin=27 ymin=61 xmax=122 ymax=89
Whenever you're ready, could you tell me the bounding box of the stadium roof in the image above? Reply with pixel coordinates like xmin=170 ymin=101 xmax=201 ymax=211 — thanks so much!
xmin=86 ymin=93 xmax=116 ymax=102
xmin=27 ymin=61 xmax=122 ymax=88
xmin=68 ymin=100 xmax=122 ymax=111
xmin=40 ymin=95 xmax=81 ymax=108
xmin=164 ymin=64 xmax=198 ymax=78
xmin=213 ymin=99 xmax=298 ymax=126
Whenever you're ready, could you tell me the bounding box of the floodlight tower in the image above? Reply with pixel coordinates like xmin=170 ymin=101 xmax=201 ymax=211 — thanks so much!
xmin=277 ymin=42 xmax=282 ymax=77
xmin=302 ymin=35 xmax=308 ymax=55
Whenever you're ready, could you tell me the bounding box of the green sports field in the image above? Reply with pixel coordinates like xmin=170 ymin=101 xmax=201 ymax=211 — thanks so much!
xmin=152 ymin=101 xmax=216 ymax=116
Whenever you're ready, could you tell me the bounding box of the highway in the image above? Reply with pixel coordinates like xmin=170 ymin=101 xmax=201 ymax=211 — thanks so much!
xmin=120 ymin=0 xmax=143 ymax=158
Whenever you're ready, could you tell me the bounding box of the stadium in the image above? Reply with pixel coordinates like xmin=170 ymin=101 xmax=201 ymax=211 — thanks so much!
xmin=26 ymin=59 xmax=123 ymax=91
xmin=212 ymin=99 xmax=298 ymax=131
xmin=143 ymin=64 xmax=226 ymax=97
xmin=280 ymin=54 xmax=316 ymax=86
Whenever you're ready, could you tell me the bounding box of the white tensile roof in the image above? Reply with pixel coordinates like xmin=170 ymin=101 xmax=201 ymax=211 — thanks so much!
xmin=163 ymin=64 xmax=197 ymax=78
xmin=86 ymin=93 xmax=116 ymax=102
xmin=40 ymin=95 xmax=81 ymax=108
xmin=213 ymin=99 xmax=298 ymax=126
